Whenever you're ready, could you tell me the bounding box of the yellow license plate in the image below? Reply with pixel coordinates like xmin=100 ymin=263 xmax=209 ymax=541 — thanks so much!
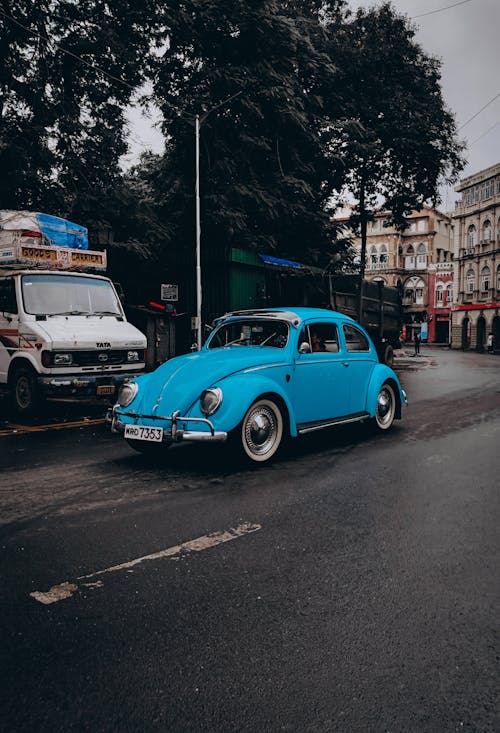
xmin=96 ymin=385 xmax=115 ymax=396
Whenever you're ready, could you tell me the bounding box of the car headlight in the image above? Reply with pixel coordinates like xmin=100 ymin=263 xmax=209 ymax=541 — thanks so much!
xmin=53 ymin=352 xmax=73 ymax=365
xmin=127 ymin=350 xmax=140 ymax=362
xmin=200 ymin=387 xmax=223 ymax=416
xmin=117 ymin=381 xmax=138 ymax=407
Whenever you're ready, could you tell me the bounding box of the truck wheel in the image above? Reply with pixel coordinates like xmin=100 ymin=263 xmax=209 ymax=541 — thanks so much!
xmin=374 ymin=383 xmax=396 ymax=431
xmin=10 ymin=365 xmax=43 ymax=417
xmin=240 ymin=398 xmax=283 ymax=463
xmin=382 ymin=344 xmax=394 ymax=367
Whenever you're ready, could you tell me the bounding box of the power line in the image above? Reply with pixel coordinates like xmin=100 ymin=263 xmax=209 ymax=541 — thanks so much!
xmin=411 ymin=0 xmax=475 ymax=20
xmin=0 ymin=8 xmax=136 ymax=91
xmin=469 ymin=120 xmax=500 ymax=146
xmin=458 ymin=92 xmax=500 ymax=131
xmin=0 ymin=7 xmax=193 ymax=124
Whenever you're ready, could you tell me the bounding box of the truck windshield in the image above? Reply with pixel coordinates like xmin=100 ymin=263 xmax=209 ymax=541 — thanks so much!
xmin=21 ymin=274 xmax=122 ymax=317
xmin=207 ymin=319 xmax=289 ymax=349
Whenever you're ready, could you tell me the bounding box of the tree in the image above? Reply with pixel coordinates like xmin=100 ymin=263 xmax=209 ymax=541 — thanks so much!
xmin=0 ymin=0 xmax=161 ymax=230
xmin=322 ymin=2 xmax=465 ymax=315
xmin=151 ymin=0 xmax=348 ymax=269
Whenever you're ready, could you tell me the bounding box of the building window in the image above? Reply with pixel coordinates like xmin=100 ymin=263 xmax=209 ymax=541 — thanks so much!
xmin=435 ymin=287 xmax=443 ymax=306
xmin=482 ymin=220 xmax=491 ymax=242
xmin=467 ymin=225 xmax=476 ymax=247
xmin=405 ymin=244 xmax=415 ymax=270
xmin=379 ymin=244 xmax=388 ymax=267
xmin=480 ymin=266 xmax=490 ymax=293
xmin=418 ymin=219 xmax=426 ymax=232
xmin=466 ymin=268 xmax=475 ymax=295
xmin=415 ymin=288 xmax=423 ymax=304
xmin=416 ymin=243 xmax=427 ymax=269
xmin=483 ymin=180 xmax=493 ymax=199
xmin=445 ymin=284 xmax=453 ymax=306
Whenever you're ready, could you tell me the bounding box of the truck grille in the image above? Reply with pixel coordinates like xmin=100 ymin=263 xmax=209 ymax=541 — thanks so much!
xmin=73 ymin=350 xmax=128 ymax=366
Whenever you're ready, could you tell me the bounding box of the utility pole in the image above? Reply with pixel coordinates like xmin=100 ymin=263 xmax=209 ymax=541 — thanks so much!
xmin=195 ymin=114 xmax=202 ymax=352
xmin=193 ymin=92 xmax=241 ymax=351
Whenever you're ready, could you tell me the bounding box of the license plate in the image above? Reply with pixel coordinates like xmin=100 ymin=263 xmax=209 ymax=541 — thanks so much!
xmin=124 ymin=424 xmax=163 ymax=443
xmin=96 ymin=385 xmax=115 ymax=396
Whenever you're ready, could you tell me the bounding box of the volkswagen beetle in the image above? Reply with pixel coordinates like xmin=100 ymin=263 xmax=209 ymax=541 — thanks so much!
xmin=109 ymin=308 xmax=407 ymax=463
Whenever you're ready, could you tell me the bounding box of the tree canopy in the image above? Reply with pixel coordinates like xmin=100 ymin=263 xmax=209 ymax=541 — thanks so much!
xmin=0 ymin=0 xmax=464 ymax=280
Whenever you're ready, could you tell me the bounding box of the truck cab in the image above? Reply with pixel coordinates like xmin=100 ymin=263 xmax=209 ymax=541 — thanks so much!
xmin=0 ymin=254 xmax=146 ymax=416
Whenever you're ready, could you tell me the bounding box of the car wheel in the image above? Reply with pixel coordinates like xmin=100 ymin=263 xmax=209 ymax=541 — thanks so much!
xmin=240 ymin=398 xmax=283 ymax=463
xmin=382 ymin=344 xmax=394 ymax=367
xmin=374 ymin=383 xmax=396 ymax=430
xmin=10 ymin=365 xmax=43 ymax=417
xmin=126 ymin=439 xmax=170 ymax=456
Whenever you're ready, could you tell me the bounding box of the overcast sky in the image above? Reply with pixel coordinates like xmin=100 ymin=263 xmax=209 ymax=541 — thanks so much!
xmin=351 ymin=0 xmax=500 ymax=207
xmin=126 ymin=0 xmax=500 ymax=209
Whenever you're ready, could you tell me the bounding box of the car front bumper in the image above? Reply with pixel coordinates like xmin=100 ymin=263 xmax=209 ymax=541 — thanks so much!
xmin=38 ymin=371 xmax=144 ymax=399
xmin=109 ymin=406 xmax=228 ymax=444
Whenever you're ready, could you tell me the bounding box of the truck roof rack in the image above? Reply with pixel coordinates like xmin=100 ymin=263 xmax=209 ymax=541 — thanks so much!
xmin=0 ymin=242 xmax=107 ymax=272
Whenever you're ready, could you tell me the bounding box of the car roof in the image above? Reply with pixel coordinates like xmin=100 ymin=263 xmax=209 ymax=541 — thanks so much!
xmin=217 ymin=307 xmax=357 ymax=327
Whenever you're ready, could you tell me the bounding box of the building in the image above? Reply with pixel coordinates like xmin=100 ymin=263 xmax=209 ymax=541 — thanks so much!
xmin=451 ymin=162 xmax=500 ymax=351
xmin=335 ymin=206 xmax=454 ymax=343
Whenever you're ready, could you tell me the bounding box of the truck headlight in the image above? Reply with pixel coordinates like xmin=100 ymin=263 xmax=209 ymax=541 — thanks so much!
xmin=117 ymin=382 xmax=138 ymax=407
xmin=54 ymin=353 xmax=73 ymax=365
xmin=200 ymin=387 xmax=223 ymax=416
xmin=127 ymin=350 xmax=140 ymax=362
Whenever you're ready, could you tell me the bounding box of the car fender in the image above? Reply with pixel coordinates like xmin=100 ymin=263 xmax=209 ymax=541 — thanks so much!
xmin=188 ymin=372 xmax=298 ymax=437
xmin=8 ymin=353 xmax=41 ymax=381
xmin=366 ymin=364 xmax=405 ymax=419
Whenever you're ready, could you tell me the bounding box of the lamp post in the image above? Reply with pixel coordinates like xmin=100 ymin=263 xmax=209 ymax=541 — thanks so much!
xmin=195 ymin=114 xmax=202 ymax=351
xmin=194 ymin=92 xmax=241 ymax=351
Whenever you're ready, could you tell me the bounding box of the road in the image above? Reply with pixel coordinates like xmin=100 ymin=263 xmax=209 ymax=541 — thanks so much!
xmin=1 ymin=347 xmax=499 ymax=732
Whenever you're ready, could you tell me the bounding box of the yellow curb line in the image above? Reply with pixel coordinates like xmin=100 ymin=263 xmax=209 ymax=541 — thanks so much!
xmin=0 ymin=418 xmax=105 ymax=436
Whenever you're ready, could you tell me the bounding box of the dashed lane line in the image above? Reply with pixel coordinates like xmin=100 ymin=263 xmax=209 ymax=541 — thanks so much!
xmin=30 ymin=522 xmax=262 ymax=605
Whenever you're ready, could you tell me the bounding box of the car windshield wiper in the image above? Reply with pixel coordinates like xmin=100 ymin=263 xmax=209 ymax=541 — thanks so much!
xmin=90 ymin=310 xmax=121 ymax=318
xmin=48 ymin=310 xmax=90 ymax=316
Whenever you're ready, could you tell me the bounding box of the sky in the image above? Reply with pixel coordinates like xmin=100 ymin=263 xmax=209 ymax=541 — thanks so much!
xmin=351 ymin=0 xmax=500 ymax=208
xmin=125 ymin=0 xmax=500 ymax=211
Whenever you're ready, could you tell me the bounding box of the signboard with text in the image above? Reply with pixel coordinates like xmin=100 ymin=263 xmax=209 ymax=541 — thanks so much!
xmin=161 ymin=283 xmax=178 ymax=302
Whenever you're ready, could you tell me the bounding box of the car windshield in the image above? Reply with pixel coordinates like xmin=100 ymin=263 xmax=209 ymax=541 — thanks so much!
xmin=21 ymin=274 xmax=122 ymax=317
xmin=208 ymin=319 xmax=289 ymax=349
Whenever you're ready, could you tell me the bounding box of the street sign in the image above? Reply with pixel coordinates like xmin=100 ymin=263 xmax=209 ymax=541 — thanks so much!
xmin=161 ymin=283 xmax=178 ymax=301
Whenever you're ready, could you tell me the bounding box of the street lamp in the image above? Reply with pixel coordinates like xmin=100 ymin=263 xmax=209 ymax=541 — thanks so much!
xmin=194 ymin=92 xmax=241 ymax=351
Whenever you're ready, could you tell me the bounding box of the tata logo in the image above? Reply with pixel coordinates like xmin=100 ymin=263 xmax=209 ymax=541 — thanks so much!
xmin=98 ymin=353 xmax=109 ymax=362
xmin=96 ymin=342 xmax=111 ymax=349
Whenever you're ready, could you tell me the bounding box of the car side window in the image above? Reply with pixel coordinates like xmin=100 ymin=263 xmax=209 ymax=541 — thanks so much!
xmin=299 ymin=323 xmax=340 ymax=353
xmin=343 ymin=324 xmax=370 ymax=352
xmin=0 ymin=279 xmax=17 ymax=314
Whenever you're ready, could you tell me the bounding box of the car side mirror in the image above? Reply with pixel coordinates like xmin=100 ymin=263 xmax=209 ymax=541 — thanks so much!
xmin=299 ymin=341 xmax=311 ymax=354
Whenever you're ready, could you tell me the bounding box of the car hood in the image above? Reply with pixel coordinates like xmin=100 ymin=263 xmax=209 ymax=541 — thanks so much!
xmin=135 ymin=347 xmax=290 ymax=415
xmin=34 ymin=317 xmax=146 ymax=350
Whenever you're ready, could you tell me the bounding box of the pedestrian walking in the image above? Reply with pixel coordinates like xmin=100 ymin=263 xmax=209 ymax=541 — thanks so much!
xmin=487 ymin=332 xmax=494 ymax=353
xmin=414 ymin=330 xmax=421 ymax=356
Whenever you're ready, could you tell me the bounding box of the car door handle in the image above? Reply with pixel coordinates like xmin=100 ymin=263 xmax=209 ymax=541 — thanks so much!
xmin=342 ymin=362 xmax=349 ymax=367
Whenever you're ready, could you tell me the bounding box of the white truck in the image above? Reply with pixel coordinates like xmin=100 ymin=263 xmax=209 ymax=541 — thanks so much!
xmin=0 ymin=211 xmax=147 ymax=416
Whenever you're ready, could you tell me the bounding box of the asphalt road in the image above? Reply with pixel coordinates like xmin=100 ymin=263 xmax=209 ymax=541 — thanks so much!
xmin=1 ymin=347 xmax=499 ymax=733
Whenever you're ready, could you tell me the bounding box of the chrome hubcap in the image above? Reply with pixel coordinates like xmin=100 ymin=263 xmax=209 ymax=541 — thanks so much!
xmin=377 ymin=388 xmax=393 ymax=426
xmin=244 ymin=406 xmax=277 ymax=455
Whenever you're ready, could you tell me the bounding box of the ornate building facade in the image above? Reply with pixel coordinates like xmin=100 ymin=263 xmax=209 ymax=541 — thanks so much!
xmin=451 ymin=162 xmax=500 ymax=351
xmin=336 ymin=206 xmax=454 ymax=343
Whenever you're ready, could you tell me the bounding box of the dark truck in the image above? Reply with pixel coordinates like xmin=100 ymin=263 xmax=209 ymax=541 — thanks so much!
xmin=328 ymin=276 xmax=403 ymax=366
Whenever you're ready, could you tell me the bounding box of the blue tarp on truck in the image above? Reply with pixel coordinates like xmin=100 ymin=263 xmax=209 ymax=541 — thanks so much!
xmin=0 ymin=210 xmax=88 ymax=250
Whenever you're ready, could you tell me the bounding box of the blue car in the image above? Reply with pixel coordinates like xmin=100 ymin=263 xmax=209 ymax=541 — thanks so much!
xmin=110 ymin=308 xmax=407 ymax=463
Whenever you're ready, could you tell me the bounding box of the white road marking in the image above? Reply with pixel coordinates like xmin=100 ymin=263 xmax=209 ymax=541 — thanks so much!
xmin=30 ymin=522 xmax=261 ymax=605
